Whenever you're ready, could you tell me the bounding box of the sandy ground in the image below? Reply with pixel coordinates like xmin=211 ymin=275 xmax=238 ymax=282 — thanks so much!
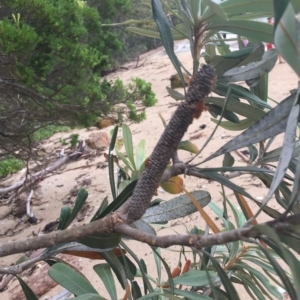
xmin=0 ymin=41 xmax=298 ymax=299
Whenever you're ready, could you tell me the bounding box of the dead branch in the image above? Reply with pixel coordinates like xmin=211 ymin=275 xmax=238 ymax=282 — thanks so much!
xmin=0 ymin=141 xmax=84 ymax=196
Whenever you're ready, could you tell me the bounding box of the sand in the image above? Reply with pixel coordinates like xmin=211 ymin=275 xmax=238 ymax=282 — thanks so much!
xmin=0 ymin=41 xmax=298 ymax=299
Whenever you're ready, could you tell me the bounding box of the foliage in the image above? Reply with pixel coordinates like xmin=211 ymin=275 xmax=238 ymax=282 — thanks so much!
xmin=5 ymin=1 xmax=300 ymax=300
xmin=32 ymin=125 xmax=70 ymax=142
xmin=0 ymin=0 xmax=156 ymax=161
xmin=0 ymin=158 xmax=23 ymax=177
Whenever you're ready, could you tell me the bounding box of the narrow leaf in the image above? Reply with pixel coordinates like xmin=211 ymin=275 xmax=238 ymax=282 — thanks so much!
xmin=16 ymin=276 xmax=38 ymax=300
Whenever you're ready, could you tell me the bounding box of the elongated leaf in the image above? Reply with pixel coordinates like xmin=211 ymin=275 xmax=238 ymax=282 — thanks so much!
xmin=122 ymin=125 xmax=136 ymax=170
xmin=48 ymin=263 xmax=98 ymax=296
xmin=201 ymin=0 xmax=228 ymax=22
xmin=209 ymin=256 xmax=240 ymax=299
xmin=63 ymin=189 xmax=88 ymax=229
xmin=101 ymin=251 xmax=128 ymax=289
xmin=79 ymin=234 xmax=121 ymax=250
xmin=178 ymin=140 xmax=199 ymax=153
xmin=274 ymin=3 xmax=300 ymax=77
xmin=90 ymin=197 xmax=108 ymax=222
xmin=184 ymin=188 xmax=220 ymax=233
xmin=152 ymin=0 xmax=185 ymax=86
xmin=166 ymin=288 xmax=211 ymax=300
xmin=108 ymin=126 xmax=119 ymax=199
xmin=257 ymin=226 xmax=298 ymax=299
xmin=133 ymin=219 xmax=156 ymax=235
xmin=222 ymin=152 xmax=234 ymax=167
xmin=257 ymin=105 xmax=299 ymax=211
xmin=173 ymin=270 xmax=215 ymax=286
xmin=72 ymin=294 xmax=105 ymax=300
xmin=132 ymin=281 xmax=142 ymax=299
xmin=127 ymin=27 xmax=160 ymax=38
xmin=207 ymin=19 xmax=274 ymax=43
xmin=16 ymin=276 xmax=38 ymax=300
xmin=202 ymin=93 xmax=298 ymax=163
xmin=220 ymin=0 xmax=273 ymax=14
xmin=95 ymin=180 xmax=137 ymax=220
xmin=211 ymin=45 xmax=253 ymax=77
xmin=206 ymin=97 xmax=265 ymax=121
xmin=208 ymin=104 xmax=240 ymax=123
xmin=93 ymin=264 xmax=117 ymax=300
xmin=142 ymin=191 xmax=210 ymax=223
xmin=166 ymin=87 xmax=185 ymax=101
xmin=220 ymin=49 xmax=277 ymax=82
xmin=117 ymin=255 xmax=137 ymax=280
xmin=198 ymin=170 xmax=254 ymax=200
xmin=135 ymin=139 xmax=146 ymax=170
xmin=57 ymin=206 xmax=71 ymax=230
xmin=211 ymin=118 xmax=255 ymax=131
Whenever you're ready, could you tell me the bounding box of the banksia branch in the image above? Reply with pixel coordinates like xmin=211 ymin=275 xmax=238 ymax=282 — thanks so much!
xmin=126 ymin=65 xmax=216 ymax=223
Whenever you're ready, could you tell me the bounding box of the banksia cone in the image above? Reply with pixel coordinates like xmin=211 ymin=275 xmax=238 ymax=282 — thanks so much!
xmin=126 ymin=65 xmax=216 ymax=223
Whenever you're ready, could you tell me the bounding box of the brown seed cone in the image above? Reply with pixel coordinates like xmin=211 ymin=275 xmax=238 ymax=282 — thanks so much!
xmin=126 ymin=65 xmax=216 ymax=223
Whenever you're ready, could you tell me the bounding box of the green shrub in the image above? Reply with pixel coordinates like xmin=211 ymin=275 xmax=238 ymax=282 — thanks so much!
xmin=0 ymin=158 xmax=24 ymax=177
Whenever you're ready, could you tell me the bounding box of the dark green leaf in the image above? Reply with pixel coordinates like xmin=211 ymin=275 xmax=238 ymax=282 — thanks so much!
xmin=48 ymin=263 xmax=98 ymax=296
xmin=220 ymin=49 xmax=277 ymax=83
xmin=95 ymin=180 xmax=137 ymax=220
xmin=63 ymin=189 xmax=88 ymax=229
xmin=133 ymin=219 xmax=156 ymax=235
xmin=132 ymin=281 xmax=142 ymax=299
xmin=101 ymin=251 xmax=128 ymax=289
xmin=90 ymin=197 xmax=108 ymax=222
xmin=220 ymin=0 xmax=273 ymax=14
xmin=202 ymin=93 xmax=297 ymax=164
xmin=93 ymin=264 xmax=117 ymax=300
xmin=79 ymin=234 xmax=121 ymax=250
xmin=209 ymin=256 xmax=240 ymax=299
xmin=16 ymin=276 xmax=38 ymax=300
xmin=72 ymin=294 xmax=105 ymax=300
xmin=222 ymin=152 xmax=234 ymax=167
xmin=57 ymin=206 xmax=71 ymax=230
xmin=117 ymin=255 xmax=137 ymax=280
xmin=122 ymin=124 xmax=136 ymax=170
xmin=178 ymin=140 xmax=199 ymax=154
xmin=152 ymin=0 xmax=185 ymax=86
xmin=247 ymin=145 xmax=258 ymax=163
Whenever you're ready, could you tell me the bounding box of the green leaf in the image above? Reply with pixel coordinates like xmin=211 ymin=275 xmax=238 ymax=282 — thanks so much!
xmin=222 ymin=152 xmax=234 ymax=167
xmin=209 ymin=256 xmax=240 ymax=299
xmin=48 ymin=263 xmax=98 ymax=296
xmin=79 ymin=234 xmax=121 ymax=250
xmin=117 ymin=255 xmax=137 ymax=280
xmin=178 ymin=140 xmax=199 ymax=153
xmin=172 ymin=270 xmax=215 ymax=286
xmin=72 ymin=294 xmax=105 ymax=300
xmin=167 ymin=288 xmax=212 ymax=299
xmin=211 ymin=118 xmax=255 ymax=131
xmin=101 ymin=251 xmax=128 ymax=289
xmin=257 ymin=227 xmax=298 ymax=299
xmin=152 ymin=0 xmax=185 ymax=86
xmin=90 ymin=197 xmax=108 ymax=222
xmin=127 ymin=27 xmax=160 ymax=38
xmin=207 ymin=20 xmax=274 ymax=43
xmin=211 ymin=45 xmax=254 ymax=77
xmin=153 ymin=247 xmax=161 ymax=283
xmin=133 ymin=219 xmax=157 ymax=235
xmin=220 ymin=49 xmax=278 ymax=83
xmin=201 ymin=0 xmax=228 ymax=22
xmin=206 ymin=97 xmax=265 ymax=122
xmin=57 ymin=206 xmax=71 ymax=230
xmin=202 ymin=93 xmax=298 ymax=163
xmin=122 ymin=124 xmax=136 ymax=170
xmin=142 ymin=191 xmax=211 ymax=223
xmin=166 ymin=86 xmax=185 ymax=101
xmin=95 ymin=180 xmax=137 ymax=220
xmin=247 ymin=145 xmax=258 ymax=163
xmin=220 ymin=0 xmax=273 ymax=14
xmin=63 ymin=189 xmax=88 ymax=229
xmin=109 ymin=125 xmax=119 ymax=152
xmin=199 ymin=170 xmax=254 ymax=200
xmin=136 ymin=139 xmax=146 ymax=170
xmin=93 ymin=264 xmax=117 ymax=300
xmin=16 ymin=276 xmax=38 ymax=300
xmin=132 ymin=281 xmax=142 ymax=299
xmin=274 ymin=3 xmax=300 ymax=77
xmin=208 ymin=104 xmax=240 ymax=123
xmin=259 ymin=105 xmax=299 ymax=209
